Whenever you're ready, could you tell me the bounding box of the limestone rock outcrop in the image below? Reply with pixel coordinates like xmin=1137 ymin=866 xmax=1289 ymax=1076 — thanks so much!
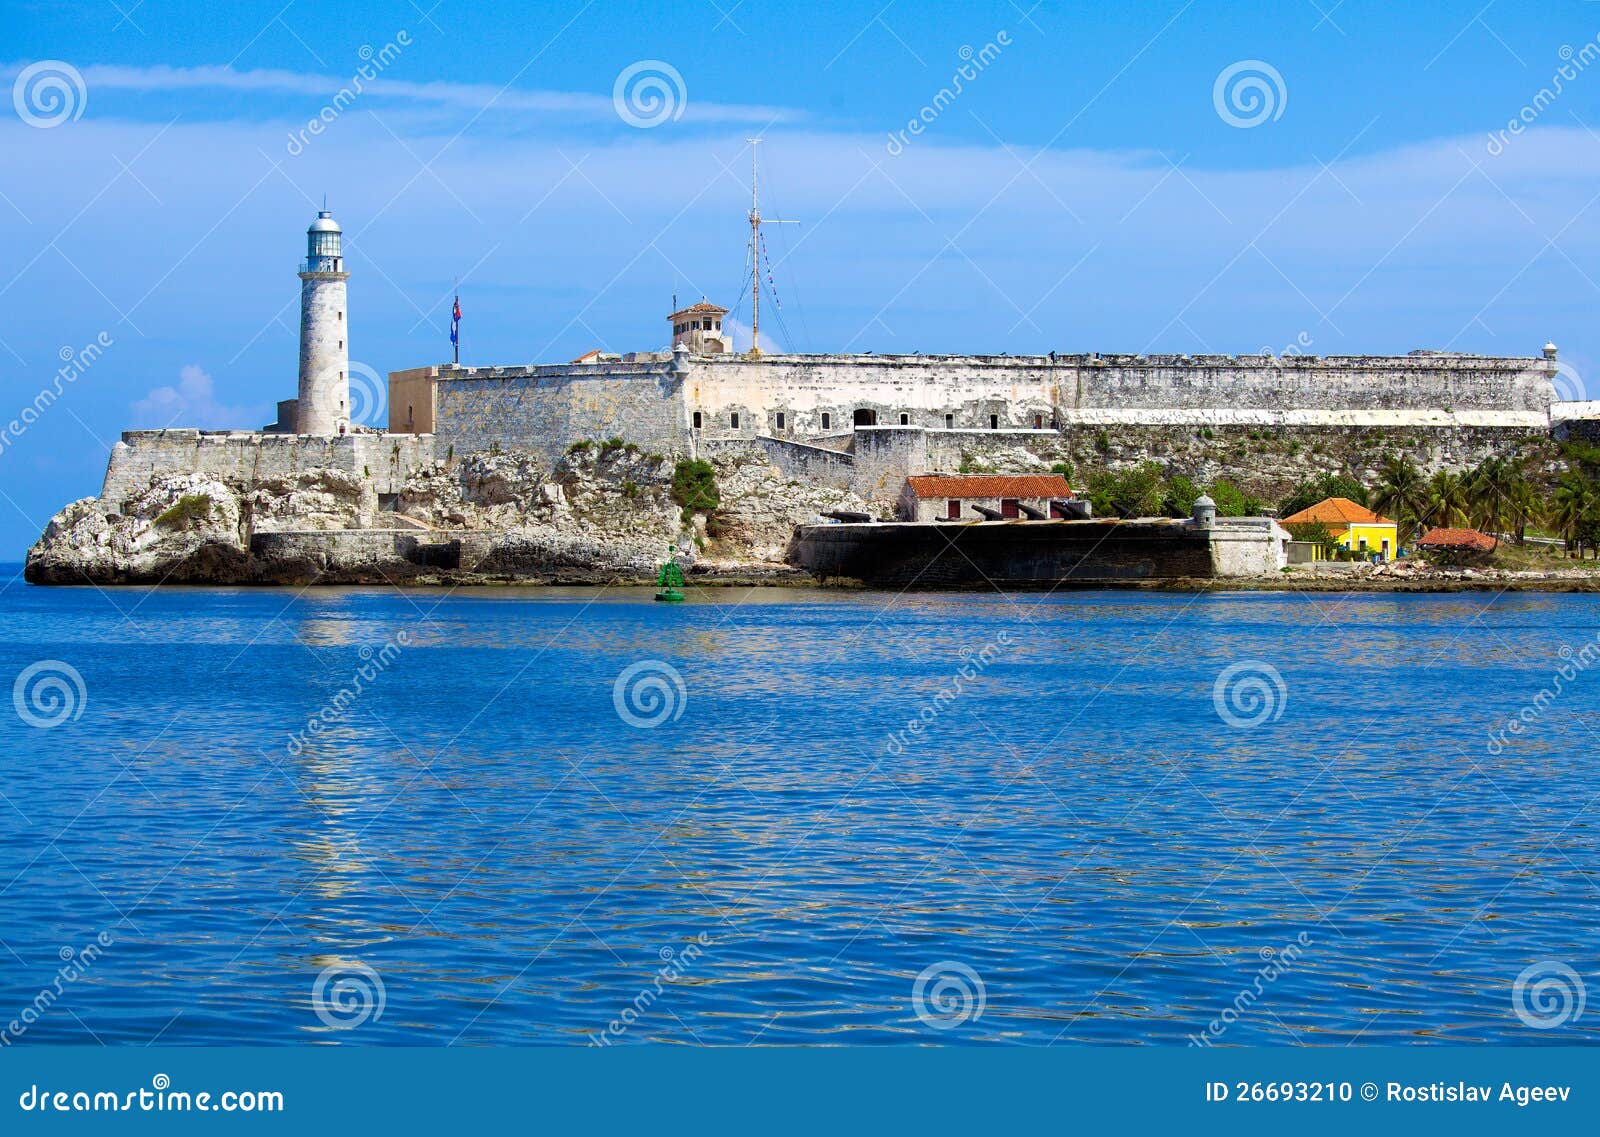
xmin=26 ymin=443 xmax=862 ymax=586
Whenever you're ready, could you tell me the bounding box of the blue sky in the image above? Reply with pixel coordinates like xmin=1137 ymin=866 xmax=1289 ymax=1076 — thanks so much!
xmin=4 ymin=0 xmax=1600 ymax=555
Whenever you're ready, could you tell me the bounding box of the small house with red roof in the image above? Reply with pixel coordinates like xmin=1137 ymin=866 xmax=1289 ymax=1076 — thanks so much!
xmin=900 ymin=473 xmax=1076 ymax=522
xmin=1416 ymin=527 xmax=1498 ymax=560
xmin=1280 ymin=496 xmax=1399 ymax=559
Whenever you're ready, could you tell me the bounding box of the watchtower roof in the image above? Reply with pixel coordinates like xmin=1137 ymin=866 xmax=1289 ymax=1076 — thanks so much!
xmin=668 ymin=300 xmax=728 ymax=321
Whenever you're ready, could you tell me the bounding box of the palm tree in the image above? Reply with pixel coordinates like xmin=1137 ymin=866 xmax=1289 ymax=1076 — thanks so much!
xmin=1465 ymin=457 xmax=1518 ymax=536
xmin=1552 ymin=473 xmax=1600 ymax=558
xmin=1372 ymin=455 xmax=1426 ymax=541
xmin=1423 ymin=470 xmax=1469 ymax=530
xmin=1507 ymin=478 xmax=1542 ymax=544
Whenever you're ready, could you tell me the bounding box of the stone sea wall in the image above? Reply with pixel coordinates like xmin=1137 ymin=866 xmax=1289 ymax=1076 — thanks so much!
xmin=101 ymin=430 xmax=436 ymax=510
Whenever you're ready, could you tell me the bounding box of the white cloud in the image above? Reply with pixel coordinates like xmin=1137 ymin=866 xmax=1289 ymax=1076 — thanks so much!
xmin=3 ymin=61 xmax=798 ymax=127
xmin=131 ymin=365 xmax=269 ymax=430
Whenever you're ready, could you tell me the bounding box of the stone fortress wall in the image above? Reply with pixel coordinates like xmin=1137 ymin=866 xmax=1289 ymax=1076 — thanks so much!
xmin=101 ymin=430 xmax=436 ymax=510
xmin=391 ymin=349 xmax=1565 ymax=502
xmin=408 ymin=349 xmax=1556 ymax=465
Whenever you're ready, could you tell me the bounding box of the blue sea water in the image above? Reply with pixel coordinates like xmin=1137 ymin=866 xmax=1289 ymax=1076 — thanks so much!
xmin=1 ymin=564 xmax=1598 ymax=1046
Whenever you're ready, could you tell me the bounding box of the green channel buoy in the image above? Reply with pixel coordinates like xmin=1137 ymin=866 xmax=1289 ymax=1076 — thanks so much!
xmin=654 ymin=549 xmax=685 ymax=603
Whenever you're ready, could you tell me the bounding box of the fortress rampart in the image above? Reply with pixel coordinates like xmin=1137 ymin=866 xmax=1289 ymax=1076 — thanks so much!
xmin=404 ymin=350 xmax=1558 ymax=469
xmin=101 ymin=430 xmax=436 ymax=510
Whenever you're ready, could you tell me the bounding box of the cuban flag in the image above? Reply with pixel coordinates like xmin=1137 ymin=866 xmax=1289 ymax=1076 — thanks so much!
xmin=450 ymin=296 xmax=461 ymax=346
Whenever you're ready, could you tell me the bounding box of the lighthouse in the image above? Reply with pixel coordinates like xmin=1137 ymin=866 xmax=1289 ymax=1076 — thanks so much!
xmin=296 ymin=209 xmax=350 ymax=435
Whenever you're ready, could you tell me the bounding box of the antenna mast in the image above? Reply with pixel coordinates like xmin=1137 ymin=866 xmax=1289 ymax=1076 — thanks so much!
xmin=746 ymin=139 xmax=798 ymax=356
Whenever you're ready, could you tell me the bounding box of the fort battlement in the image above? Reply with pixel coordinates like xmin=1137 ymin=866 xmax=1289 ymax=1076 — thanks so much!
xmin=391 ymin=348 xmax=1558 ymax=471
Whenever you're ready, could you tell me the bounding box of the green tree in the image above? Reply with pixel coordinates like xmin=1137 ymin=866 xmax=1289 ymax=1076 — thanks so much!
xmin=1278 ymin=472 xmax=1368 ymax=518
xmin=1552 ymin=471 xmax=1600 ymax=557
xmin=1285 ymin=520 xmax=1339 ymax=557
xmin=1423 ymin=470 xmax=1469 ymax=530
xmin=1209 ymin=479 xmax=1264 ymax=517
xmin=1507 ymin=479 xmax=1542 ymax=544
xmin=1372 ymin=455 xmax=1427 ymax=541
xmin=1162 ymin=475 xmax=1201 ymax=518
xmin=1086 ymin=462 xmax=1165 ymax=519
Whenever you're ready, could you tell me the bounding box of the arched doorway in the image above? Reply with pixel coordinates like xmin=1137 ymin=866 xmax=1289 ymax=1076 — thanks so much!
xmin=853 ymin=409 xmax=877 ymax=427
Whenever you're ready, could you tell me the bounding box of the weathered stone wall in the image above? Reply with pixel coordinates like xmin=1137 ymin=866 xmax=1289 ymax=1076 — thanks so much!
xmin=683 ymin=351 xmax=1556 ymax=441
xmin=850 ymin=422 xmax=1551 ymax=506
xmin=1207 ymin=518 xmax=1291 ymax=576
xmin=715 ymin=436 xmax=857 ymax=492
xmin=430 ymin=362 xmax=687 ymax=464
xmin=1551 ymin=400 xmax=1600 ymax=443
xmin=101 ymin=430 xmax=436 ymax=508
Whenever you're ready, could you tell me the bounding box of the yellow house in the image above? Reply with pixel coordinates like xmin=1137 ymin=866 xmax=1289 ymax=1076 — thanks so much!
xmin=1281 ymin=497 xmax=1399 ymax=560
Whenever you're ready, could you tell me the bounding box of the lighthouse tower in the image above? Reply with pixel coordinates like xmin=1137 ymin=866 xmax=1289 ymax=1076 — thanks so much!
xmin=296 ymin=209 xmax=350 ymax=435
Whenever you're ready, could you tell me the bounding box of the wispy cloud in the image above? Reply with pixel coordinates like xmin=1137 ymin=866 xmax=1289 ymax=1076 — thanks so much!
xmin=0 ymin=61 xmax=799 ymax=126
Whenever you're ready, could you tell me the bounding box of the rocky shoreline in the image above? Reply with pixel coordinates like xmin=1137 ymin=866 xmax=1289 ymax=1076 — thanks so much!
xmin=23 ymin=444 xmax=868 ymax=588
xmin=27 ymin=439 xmax=1600 ymax=592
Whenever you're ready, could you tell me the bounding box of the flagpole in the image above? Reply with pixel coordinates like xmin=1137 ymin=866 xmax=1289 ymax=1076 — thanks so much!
xmin=452 ymin=278 xmax=460 ymax=366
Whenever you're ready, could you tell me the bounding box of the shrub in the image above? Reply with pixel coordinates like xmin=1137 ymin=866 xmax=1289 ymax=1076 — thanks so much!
xmin=1086 ymin=461 xmax=1164 ymax=519
xmin=1285 ymin=519 xmax=1338 ymax=556
xmin=1210 ymin=479 xmax=1265 ymax=517
xmin=671 ymin=459 xmax=720 ymax=520
xmin=621 ymin=479 xmax=640 ymax=499
xmin=1163 ymin=475 xmax=1200 ymax=518
xmin=566 ymin=439 xmax=595 ymax=454
xmin=1050 ymin=460 xmax=1073 ymax=481
xmin=1094 ymin=428 xmax=1111 ymax=454
xmin=155 ymin=494 xmax=213 ymax=530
